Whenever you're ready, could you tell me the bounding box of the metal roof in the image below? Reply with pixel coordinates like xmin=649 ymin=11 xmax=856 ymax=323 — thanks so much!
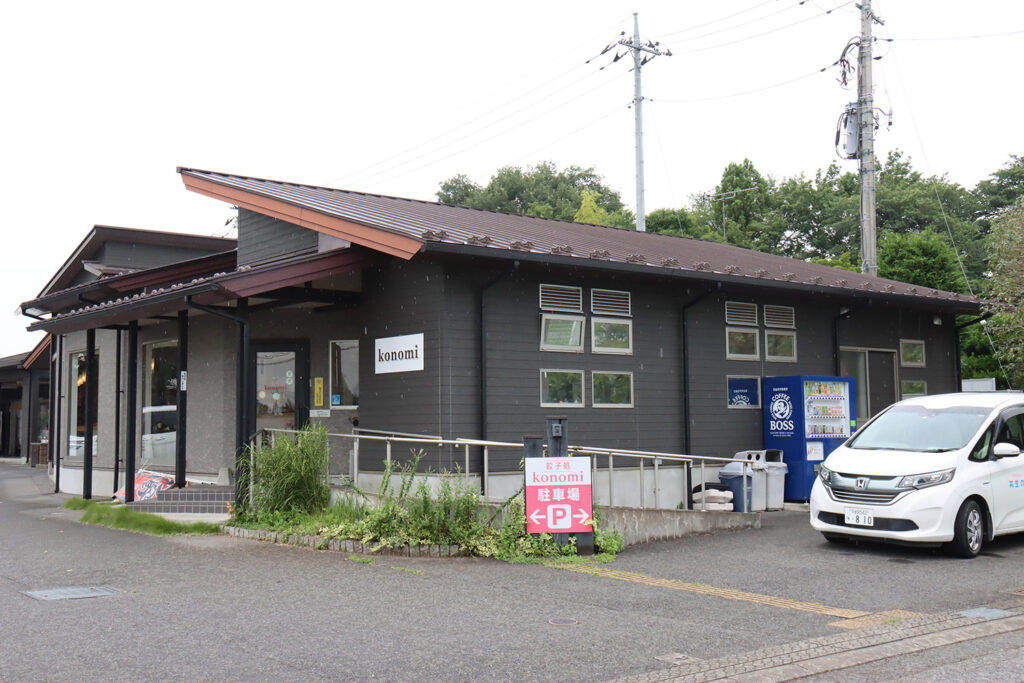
xmin=178 ymin=168 xmax=981 ymax=310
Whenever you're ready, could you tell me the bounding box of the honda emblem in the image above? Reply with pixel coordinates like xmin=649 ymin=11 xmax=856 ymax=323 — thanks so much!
xmin=855 ymin=477 xmax=869 ymax=490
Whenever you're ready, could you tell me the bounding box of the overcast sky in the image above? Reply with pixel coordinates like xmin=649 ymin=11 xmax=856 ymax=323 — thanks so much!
xmin=2 ymin=0 xmax=1022 ymax=357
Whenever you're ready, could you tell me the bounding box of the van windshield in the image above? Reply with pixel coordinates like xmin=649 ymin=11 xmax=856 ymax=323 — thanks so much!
xmin=849 ymin=405 xmax=991 ymax=452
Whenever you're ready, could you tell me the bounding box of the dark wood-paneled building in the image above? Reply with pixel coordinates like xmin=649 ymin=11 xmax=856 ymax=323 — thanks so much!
xmin=21 ymin=169 xmax=981 ymax=496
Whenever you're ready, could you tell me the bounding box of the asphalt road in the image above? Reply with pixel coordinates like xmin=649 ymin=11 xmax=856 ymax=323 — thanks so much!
xmin=2 ymin=461 xmax=1023 ymax=682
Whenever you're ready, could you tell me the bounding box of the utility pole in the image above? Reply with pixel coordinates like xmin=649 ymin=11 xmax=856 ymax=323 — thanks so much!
xmin=617 ymin=14 xmax=670 ymax=232
xmin=857 ymin=0 xmax=883 ymax=276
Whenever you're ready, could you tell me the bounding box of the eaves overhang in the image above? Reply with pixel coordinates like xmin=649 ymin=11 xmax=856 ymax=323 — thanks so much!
xmin=418 ymin=242 xmax=984 ymax=314
xmin=179 ymin=169 xmax=424 ymax=260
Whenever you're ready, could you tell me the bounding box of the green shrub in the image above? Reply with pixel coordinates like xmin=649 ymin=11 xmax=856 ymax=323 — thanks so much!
xmin=236 ymin=424 xmax=331 ymax=519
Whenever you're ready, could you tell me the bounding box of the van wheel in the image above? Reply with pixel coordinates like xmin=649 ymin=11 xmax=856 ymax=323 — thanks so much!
xmin=949 ymin=500 xmax=983 ymax=558
xmin=822 ymin=533 xmax=846 ymax=543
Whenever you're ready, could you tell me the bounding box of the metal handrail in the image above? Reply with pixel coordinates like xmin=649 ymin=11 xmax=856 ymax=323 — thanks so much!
xmin=259 ymin=428 xmax=756 ymax=513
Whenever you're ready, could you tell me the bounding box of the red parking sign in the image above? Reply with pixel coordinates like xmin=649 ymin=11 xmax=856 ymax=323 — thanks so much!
xmin=525 ymin=456 xmax=593 ymax=534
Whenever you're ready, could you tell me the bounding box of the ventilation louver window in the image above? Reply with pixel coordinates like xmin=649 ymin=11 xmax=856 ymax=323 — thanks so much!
xmin=591 ymin=289 xmax=631 ymax=317
xmin=539 ymin=284 xmax=583 ymax=312
xmin=725 ymin=301 xmax=758 ymax=326
xmin=764 ymin=305 xmax=796 ymax=329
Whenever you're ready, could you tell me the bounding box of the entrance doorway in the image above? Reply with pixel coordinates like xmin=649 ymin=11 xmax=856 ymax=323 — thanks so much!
xmin=839 ymin=347 xmax=897 ymax=421
xmin=252 ymin=341 xmax=309 ymax=434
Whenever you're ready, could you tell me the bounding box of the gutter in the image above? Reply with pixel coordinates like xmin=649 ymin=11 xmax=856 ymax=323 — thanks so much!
xmin=681 ymin=286 xmax=717 ymax=455
xmin=832 ymin=305 xmax=862 ymax=375
xmin=478 ymin=261 xmax=520 ymax=490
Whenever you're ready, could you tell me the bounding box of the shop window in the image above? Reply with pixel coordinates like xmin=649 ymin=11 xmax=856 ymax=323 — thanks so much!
xmin=540 ymin=370 xmax=584 ymax=407
xmin=67 ymin=350 xmax=98 ymax=459
xmin=592 ymin=289 xmax=631 ymax=317
xmin=593 ymin=372 xmax=633 ymax=408
xmin=142 ymin=341 xmax=178 ymax=467
xmin=726 ymin=327 xmax=759 ymax=361
xmin=541 ymin=315 xmax=585 ymax=352
xmin=900 ymin=339 xmax=926 ymax=367
xmin=330 ymin=340 xmax=359 ymax=408
xmin=765 ymin=330 xmax=797 ymax=362
xmin=901 ymin=379 xmax=927 ymax=398
xmin=539 ymin=284 xmax=582 ymax=313
xmin=591 ymin=317 xmax=632 ymax=355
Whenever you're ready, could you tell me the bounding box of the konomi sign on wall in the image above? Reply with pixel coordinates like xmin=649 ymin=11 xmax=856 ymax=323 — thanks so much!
xmin=375 ymin=333 xmax=424 ymax=374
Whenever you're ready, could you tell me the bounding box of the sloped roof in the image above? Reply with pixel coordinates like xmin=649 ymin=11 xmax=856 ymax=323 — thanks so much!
xmin=180 ymin=168 xmax=980 ymax=310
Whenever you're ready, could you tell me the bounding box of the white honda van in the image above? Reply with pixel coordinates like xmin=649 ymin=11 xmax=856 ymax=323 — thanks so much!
xmin=810 ymin=392 xmax=1024 ymax=558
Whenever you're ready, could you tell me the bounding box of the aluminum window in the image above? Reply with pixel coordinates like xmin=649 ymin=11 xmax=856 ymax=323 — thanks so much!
xmin=541 ymin=314 xmax=585 ymax=352
xmin=591 ymin=289 xmax=631 ymax=317
xmin=901 ymin=379 xmax=927 ymax=398
xmin=725 ymin=301 xmax=758 ymax=326
xmin=765 ymin=329 xmax=797 ymax=362
xmin=593 ymin=372 xmax=634 ymax=408
xmin=539 ymin=284 xmax=583 ymax=313
xmin=540 ymin=370 xmax=584 ymax=407
xmin=329 ymin=340 xmax=359 ymax=408
xmin=591 ymin=317 xmax=632 ymax=355
xmin=726 ymin=327 xmax=760 ymax=360
xmin=900 ymin=339 xmax=926 ymax=367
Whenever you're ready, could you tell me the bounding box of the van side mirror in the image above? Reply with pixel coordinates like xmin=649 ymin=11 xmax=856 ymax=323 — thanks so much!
xmin=993 ymin=442 xmax=1021 ymax=458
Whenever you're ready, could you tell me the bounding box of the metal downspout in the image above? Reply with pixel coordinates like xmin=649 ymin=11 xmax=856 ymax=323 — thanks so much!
xmin=113 ymin=329 xmax=121 ymax=495
xmin=124 ymin=322 xmax=138 ymax=503
xmin=479 ymin=262 xmax=519 ymax=492
xmin=681 ymin=287 xmax=715 ymax=455
xmin=175 ymin=311 xmax=188 ymax=488
xmin=832 ymin=307 xmax=860 ymax=375
xmin=54 ymin=335 xmax=62 ymax=493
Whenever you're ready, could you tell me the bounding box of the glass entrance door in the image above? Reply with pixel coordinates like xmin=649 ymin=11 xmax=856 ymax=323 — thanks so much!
xmin=253 ymin=342 xmax=309 ymax=434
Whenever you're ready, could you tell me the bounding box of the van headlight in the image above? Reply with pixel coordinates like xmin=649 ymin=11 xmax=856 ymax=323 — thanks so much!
xmin=818 ymin=465 xmax=833 ymax=487
xmin=897 ymin=468 xmax=955 ymax=490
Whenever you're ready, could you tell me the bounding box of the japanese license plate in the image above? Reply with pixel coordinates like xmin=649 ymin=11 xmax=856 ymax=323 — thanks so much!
xmin=844 ymin=507 xmax=874 ymax=527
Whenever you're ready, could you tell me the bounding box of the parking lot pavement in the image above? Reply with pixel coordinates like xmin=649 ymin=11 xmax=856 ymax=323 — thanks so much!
xmin=3 ymin=461 xmax=1024 ymax=682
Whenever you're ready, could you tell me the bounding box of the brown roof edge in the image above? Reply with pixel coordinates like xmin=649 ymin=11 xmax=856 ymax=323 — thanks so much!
xmin=179 ymin=171 xmax=423 ymax=260
xmin=24 ymin=335 xmax=52 ymax=369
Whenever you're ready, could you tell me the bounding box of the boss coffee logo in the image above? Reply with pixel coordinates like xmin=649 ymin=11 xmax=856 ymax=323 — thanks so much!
xmin=769 ymin=392 xmax=794 ymax=432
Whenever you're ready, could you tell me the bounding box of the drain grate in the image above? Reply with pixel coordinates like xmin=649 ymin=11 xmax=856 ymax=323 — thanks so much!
xmin=22 ymin=586 xmax=118 ymax=601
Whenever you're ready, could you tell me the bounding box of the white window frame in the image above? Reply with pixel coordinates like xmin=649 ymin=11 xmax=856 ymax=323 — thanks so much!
xmin=763 ymin=304 xmax=796 ymax=329
xmin=725 ymin=301 xmax=758 ymax=326
xmin=765 ymin=329 xmax=797 ymax=363
xmin=901 ymin=379 xmax=927 ymax=398
xmin=726 ymin=326 xmax=760 ymax=361
xmin=592 ymin=371 xmax=634 ymax=408
xmin=329 ymin=339 xmax=359 ymax=409
xmin=540 ymin=314 xmax=585 ymax=352
xmin=540 ymin=369 xmax=585 ymax=408
xmin=900 ymin=339 xmax=926 ymax=367
xmin=591 ymin=317 xmax=633 ymax=355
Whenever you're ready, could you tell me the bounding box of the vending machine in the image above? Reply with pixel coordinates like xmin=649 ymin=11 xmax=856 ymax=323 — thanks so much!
xmin=763 ymin=375 xmax=856 ymax=501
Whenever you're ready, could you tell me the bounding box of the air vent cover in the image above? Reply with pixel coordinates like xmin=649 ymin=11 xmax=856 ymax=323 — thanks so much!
xmin=764 ymin=305 xmax=796 ymax=328
xmin=725 ymin=301 xmax=757 ymax=326
xmin=591 ymin=289 xmax=631 ymax=317
xmin=539 ymin=284 xmax=583 ymax=312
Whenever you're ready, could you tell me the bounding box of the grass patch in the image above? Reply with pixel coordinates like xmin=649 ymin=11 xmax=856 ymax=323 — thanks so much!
xmin=349 ymin=555 xmax=375 ymax=565
xmin=62 ymin=498 xmax=221 ymax=536
xmin=392 ymin=566 xmax=423 ymax=575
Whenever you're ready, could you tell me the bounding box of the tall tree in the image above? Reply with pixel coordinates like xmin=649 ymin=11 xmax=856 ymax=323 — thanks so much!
xmin=437 ymin=161 xmax=633 ymax=227
xmin=975 ymin=154 xmax=1024 ymax=224
xmin=983 ymin=197 xmax=1024 ymax=388
xmin=877 ymin=230 xmax=965 ymax=293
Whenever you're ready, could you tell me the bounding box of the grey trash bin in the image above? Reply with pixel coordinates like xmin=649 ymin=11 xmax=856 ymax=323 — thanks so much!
xmin=764 ymin=461 xmax=788 ymax=510
xmin=718 ymin=461 xmax=767 ymax=512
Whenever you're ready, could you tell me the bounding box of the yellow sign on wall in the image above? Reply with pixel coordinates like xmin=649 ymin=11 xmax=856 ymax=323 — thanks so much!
xmin=313 ymin=377 xmax=324 ymax=407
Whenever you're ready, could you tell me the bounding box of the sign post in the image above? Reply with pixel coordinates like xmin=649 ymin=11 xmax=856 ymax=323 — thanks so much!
xmin=524 ymin=455 xmax=594 ymax=549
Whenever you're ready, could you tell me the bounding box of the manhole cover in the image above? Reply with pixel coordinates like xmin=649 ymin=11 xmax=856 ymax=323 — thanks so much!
xmin=548 ymin=618 xmax=578 ymax=626
xmin=22 ymin=586 xmax=118 ymax=601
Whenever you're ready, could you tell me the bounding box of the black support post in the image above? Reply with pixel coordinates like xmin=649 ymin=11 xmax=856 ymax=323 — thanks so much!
xmin=54 ymin=335 xmax=63 ymax=493
xmin=175 ymin=310 xmax=188 ymax=488
xmin=113 ymin=330 xmax=121 ymax=495
xmin=83 ymin=329 xmax=96 ymax=500
xmin=124 ymin=322 xmax=138 ymax=503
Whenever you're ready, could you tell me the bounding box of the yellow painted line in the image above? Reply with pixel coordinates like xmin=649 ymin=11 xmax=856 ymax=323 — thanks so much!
xmin=547 ymin=563 xmax=869 ymax=619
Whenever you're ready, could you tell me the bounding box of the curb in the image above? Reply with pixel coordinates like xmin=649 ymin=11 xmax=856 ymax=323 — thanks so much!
xmin=221 ymin=525 xmax=469 ymax=557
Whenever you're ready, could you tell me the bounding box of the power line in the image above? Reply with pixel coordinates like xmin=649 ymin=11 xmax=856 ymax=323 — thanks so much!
xmin=510 ymin=105 xmax=625 ymax=166
xmin=879 ymin=28 xmax=1024 ymax=42
xmin=656 ymin=0 xmax=810 ymax=44
xmin=665 ymin=0 xmax=856 ymax=53
xmin=653 ymin=0 xmax=789 ymax=41
xmin=657 ymin=65 xmax=831 ymax=103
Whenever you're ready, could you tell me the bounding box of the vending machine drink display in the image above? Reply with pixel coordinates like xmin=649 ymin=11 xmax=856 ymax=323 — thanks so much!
xmin=763 ymin=375 xmax=856 ymax=501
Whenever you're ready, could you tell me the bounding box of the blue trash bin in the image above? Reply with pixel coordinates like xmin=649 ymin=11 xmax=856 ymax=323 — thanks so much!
xmin=718 ymin=462 xmax=766 ymax=512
